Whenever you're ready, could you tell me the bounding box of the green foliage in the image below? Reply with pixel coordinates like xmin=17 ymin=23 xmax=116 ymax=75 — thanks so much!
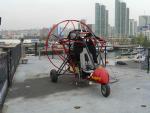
xmin=131 ymin=34 xmax=150 ymax=47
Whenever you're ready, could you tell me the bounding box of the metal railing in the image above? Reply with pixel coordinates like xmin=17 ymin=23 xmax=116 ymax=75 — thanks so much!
xmin=7 ymin=44 xmax=21 ymax=86
xmin=0 ymin=53 xmax=8 ymax=85
xmin=0 ymin=44 xmax=21 ymax=107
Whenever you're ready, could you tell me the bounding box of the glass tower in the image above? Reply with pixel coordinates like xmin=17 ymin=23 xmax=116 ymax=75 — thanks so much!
xmin=115 ymin=0 xmax=129 ymax=38
xmin=95 ymin=3 xmax=108 ymax=37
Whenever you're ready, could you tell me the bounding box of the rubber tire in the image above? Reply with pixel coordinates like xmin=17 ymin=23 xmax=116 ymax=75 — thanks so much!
xmin=50 ymin=69 xmax=58 ymax=83
xmin=101 ymin=84 xmax=110 ymax=97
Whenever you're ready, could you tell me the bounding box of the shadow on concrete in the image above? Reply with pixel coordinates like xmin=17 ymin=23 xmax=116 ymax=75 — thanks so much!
xmin=7 ymin=75 xmax=90 ymax=99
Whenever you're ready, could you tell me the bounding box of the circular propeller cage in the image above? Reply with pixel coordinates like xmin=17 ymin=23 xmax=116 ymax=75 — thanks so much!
xmin=45 ymin=20 xmax=106 ymax=74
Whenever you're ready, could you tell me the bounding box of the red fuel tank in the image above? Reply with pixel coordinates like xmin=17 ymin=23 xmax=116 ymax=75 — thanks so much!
xmin=90 ymin=66 xmax=109 ymax=84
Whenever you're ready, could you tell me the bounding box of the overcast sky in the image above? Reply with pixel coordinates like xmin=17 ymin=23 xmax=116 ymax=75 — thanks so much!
xmin=0 ymin=0 xmax=150 ymax=30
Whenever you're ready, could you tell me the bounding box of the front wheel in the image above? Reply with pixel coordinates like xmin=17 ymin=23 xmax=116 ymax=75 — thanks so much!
xmin=101 ymin=84 xmax=110 ymax=97
xmin=50 ymin=69 xmax=58 ymax=83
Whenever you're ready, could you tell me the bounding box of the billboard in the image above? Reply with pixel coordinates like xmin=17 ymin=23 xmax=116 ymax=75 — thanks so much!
xmin=139 ymin=24 xmax=150 ymax=31
xmin=31 ymin=39 xmax=39 ymax=43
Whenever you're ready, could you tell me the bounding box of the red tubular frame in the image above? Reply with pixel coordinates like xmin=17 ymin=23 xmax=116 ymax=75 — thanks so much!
xmin=45 ymin=20 xmax=106 ymax=73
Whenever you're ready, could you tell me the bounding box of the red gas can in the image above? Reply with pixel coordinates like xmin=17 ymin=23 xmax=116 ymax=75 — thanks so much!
xmin=91 ymin=66 xmax=109 ymax=84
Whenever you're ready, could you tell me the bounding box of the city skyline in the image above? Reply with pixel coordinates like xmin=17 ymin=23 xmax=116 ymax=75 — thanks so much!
xmin=129 ymin=19 xmax=137 ymax=37
xmin=0 ymin=0 xmax=150 ymax=30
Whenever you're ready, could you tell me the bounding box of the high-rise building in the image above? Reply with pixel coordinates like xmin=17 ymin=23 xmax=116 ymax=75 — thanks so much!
xmin=100 ymin=5 xmax=106 ymax=37
xmin=105 ymin=10 xmax=109 ymax=37
xmin=139 ymin=15 xmax=150 ymax=27
xmin=115 ymin=0 xmax=120 ymax=36
xmin=87 ymin=24 xmax=95 ymax=33
xmin=126 ymin=8 xmax=129 ymax=36
xmin=138 ymin=16 xmax=150 ymax=40
xmin=120 ymin=2 xmax=126 ymax=36
xmin=134 ymin=21 xmax=138 ymax=36
xmin=129 ymin=19 xmax=137 ymax=37
xmin=95 ymin=3 xmax=108 ymax=37
xmin=95 ymin=3 xmax=100 ymax=36
xmin=78 ymin=19 xmax=86 ymax=30
xmin=108 ymin=25 xmax=115 ymax=38
xmin=115 ymin=0 xmax=129 ymax=38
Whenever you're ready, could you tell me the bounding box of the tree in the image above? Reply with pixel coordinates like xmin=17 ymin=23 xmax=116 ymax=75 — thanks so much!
xmin=132 ymin=34 xmax=150 ymax=47
xmin=131 ymin=36 xmax=137 ymax=45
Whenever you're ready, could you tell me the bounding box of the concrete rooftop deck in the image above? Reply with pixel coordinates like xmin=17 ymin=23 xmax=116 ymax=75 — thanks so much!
xmin=2 ymin=56 xmax=150 ymax=113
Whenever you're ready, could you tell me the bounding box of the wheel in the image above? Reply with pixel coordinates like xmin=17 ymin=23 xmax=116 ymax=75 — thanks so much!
xmin=50 ymin=69 xmax=58 ymax=83
xmin=101 ymin=84 xmax=110 ymax=97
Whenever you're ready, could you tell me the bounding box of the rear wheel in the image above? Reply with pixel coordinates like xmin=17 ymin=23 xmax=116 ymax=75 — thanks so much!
xmin=50 ymin=69 xmax=58 ymax=83
xmin=101 ymin=84 xmax=110 ymax=97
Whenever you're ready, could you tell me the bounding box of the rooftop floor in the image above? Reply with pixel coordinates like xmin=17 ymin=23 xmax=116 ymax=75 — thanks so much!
xmin=2 ymin=56 xmax=150 ymax=113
